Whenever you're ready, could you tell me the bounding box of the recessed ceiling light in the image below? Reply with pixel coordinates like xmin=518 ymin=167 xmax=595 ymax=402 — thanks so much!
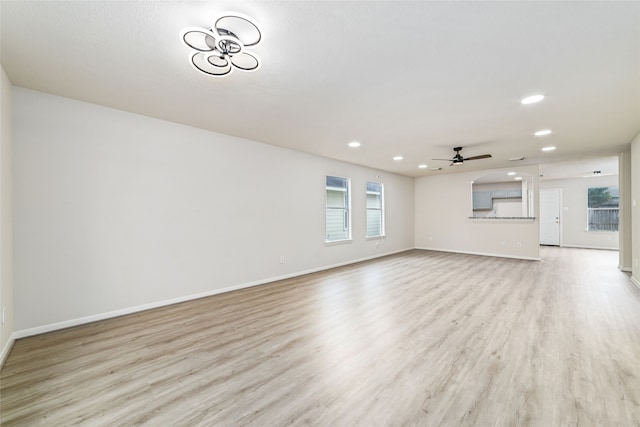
xmin=514 ymin=176 xmax=523 ymax=181
xmin=393 ymin=156 xmax=403 ymax=161
xmin=418 ymin=164 xmax=428 ymax=169
xmin=507 ymin=171 xmax=516 ymax=176
xmin=521 ymin=94 xmax=545 ymax=105
xmin=542 ymin=146 xmax=556 ymax=152
xmin=534 ymin=129 xmax=552 ymax=136
xmin=348 ymin=141 xmax=361 ymax=148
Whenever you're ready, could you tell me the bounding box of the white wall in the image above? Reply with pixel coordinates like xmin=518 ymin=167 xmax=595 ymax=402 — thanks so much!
xmin=0 ymin=66 xmax=15 ymax=361
xmin=539 ymin=175 xmax=619 ymax=250
xmin=631 ymin=132 xmax=640 ymax=288
xmin=619 ymin=151 xmax=632 ymax=271
xmin=12 ymin=88 xmax=415 ymax=333
xmin=415 ymin=165 xmax=540 ymax=260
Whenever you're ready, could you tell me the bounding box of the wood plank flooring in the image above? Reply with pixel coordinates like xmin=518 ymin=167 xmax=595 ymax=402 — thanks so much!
xmin=1 ymin=247 xmax=639 ymax=426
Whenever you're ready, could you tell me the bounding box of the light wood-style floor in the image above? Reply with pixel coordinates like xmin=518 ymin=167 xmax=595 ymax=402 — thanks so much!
xmin=1 ymin=247 xmax=639 ymax=426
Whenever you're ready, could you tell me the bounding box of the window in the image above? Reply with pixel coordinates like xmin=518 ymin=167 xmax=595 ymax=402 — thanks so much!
xmin=366 ymin=182 xmax=384 ymax=237
xmin=587 ymin=186 xmax=619 ymax=231
xmin=326 ymin=176 xmax=350 ymax=242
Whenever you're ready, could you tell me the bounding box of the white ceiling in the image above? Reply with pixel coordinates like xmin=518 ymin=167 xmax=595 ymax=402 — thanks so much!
xmin=539 ymin=156 xmax=619 ymax=181
xmin=1 ymin=1 xmax=639 ymax=178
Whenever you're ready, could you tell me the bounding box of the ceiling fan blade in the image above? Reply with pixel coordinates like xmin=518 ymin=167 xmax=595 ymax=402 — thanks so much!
xmin=432 ymin=158 xmax=454 ymax=161
xmin=464 ymin=154 xmax=492 ymax=161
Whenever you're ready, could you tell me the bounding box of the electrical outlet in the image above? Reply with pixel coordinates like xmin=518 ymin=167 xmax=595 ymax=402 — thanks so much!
xmin=279 ymin=256 xmax=285 ymax=264
xmin=517 ymin=242 xmax=522 ymax=248
xmin=375 ymin=242 xmax=380 ymax=248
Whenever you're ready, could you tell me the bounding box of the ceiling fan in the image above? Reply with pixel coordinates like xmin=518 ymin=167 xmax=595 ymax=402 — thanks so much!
xmin=433 ymin=147 xmax=492 ymax=166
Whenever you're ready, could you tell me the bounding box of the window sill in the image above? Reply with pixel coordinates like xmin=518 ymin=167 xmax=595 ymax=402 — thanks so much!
xmin=366 ymin=235 xmax=386 ymax=240
xmin=325 ymin=238 xmax=353 ymax=246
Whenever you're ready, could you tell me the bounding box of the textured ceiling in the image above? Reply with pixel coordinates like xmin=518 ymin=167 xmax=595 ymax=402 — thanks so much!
xmin=1 ymin=1 xmax=639 ymax=178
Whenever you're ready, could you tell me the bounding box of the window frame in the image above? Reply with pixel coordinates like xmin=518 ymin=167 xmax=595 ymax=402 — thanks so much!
xmin=586 ymin=186 xmax=619 ymax=232
xmin=366 ymin=181 xmax=385 ymax=238
xmin=325 ymin=175 xmax=352 ymax=243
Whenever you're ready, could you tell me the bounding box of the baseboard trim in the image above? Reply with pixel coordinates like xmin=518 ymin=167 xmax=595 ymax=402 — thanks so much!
xmin=0 ymin=333 xmax=17 ymax=368
xmin=632 ymin=277 xmax=640 ymax=292
xmin=560 ymin=244 xmax=619 ymax=251
xmin=619 ymin=265 xmax=632 ymax=272
xmin=13 ymin=248 xmax=414 ymax=340
xmin=415 ymin=246 xmax=540 ymax=261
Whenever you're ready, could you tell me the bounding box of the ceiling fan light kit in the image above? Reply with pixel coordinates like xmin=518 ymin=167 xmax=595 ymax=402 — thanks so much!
xmin=432 ymin=146 xmax=493 ymax=167
xmin=181 ymin=12 xmax=262 ymax=77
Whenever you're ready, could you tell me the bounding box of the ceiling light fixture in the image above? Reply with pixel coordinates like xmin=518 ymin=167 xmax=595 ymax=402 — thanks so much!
xmin=181 ymin=12 xmax=262 ymax=76
xmin=514 ymin=176 xmax=523 ymax=181
xmin=542 ymin=146 xmax=556 ymax=152
xmin=507 ymin=172 xmax=516 ymax=176
xmin=393 ymin=156 xmax=403 ymax=161
xmin=582 ymin=171 xmax=613 ymax=178
xmin=521 ymin=94 xmax=545 ymax=105
xmin=348 ymin=142 xmax=361 ymax=148
xmin=534 ymin=129 xmax=552 ymax=136
xmin=418 ymin=164 xmax=428 ymax=169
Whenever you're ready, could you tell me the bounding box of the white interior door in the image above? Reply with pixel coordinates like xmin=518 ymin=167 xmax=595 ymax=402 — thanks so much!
xmin=540 ymin=189 xmax=561 ymax=246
